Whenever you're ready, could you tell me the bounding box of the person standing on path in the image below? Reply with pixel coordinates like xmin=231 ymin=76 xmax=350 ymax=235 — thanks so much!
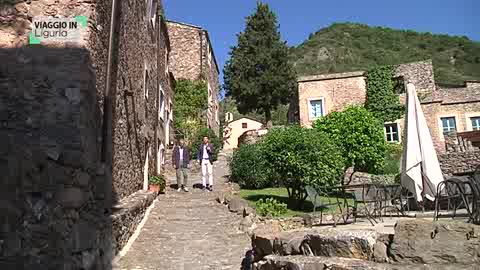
xmin=197 ymin=136 xmax=215 ymax=191
xmin=172 ymin=138 xmax=190 ymax=192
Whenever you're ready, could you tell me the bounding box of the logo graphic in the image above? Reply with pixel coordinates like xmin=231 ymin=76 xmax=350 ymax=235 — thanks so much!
xmin=29 ymin=16 xmax=88 ymax=44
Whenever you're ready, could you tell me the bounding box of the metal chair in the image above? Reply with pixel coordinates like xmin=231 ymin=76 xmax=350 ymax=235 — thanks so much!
xmin=378 ymin=184 xmax=406 ymax=218
xmin=434 ymin=177 xmax=474 ymax=221
xmin=350 ymin=184 xmax=382 ymax=226
xmin=470 ymin=167 xmax=480 ymax=224
xmin=305 ymin=185 xmax=342 ymax=226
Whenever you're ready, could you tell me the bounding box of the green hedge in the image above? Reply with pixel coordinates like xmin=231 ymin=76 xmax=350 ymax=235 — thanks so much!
xmin=230 ymin=144 xmax=271 ymax=189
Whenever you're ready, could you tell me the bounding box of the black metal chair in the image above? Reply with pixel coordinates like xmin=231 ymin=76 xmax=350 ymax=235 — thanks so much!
xmin=434 ymin=177 xmax=474 ymax=221
xmin=349 ymin=184 xmax=382 ymax=226
xmin=469 ymin=167 xmax=480 ymax=224
xmin=378 ymin=184 xmax=406 ymax=218
xmin=305 ymin=185 xmax=340 ymax=226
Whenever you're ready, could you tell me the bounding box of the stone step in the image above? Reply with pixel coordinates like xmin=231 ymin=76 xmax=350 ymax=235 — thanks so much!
xmin=252 ymin=228 xmax=380 ymax=261
xmin=253 ymin=255 xmax=479 ymax=270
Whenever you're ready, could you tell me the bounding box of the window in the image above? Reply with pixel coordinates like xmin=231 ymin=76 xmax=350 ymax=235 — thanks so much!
xmin=144 ymin=69 xmax=149 ymax=99
xmin=159 ymin=85 xmax=165 ymax=120
xmin=308 ymin=98 xmax=324 ymax=120
xmin=384 ymin=123 xmax=400 ymax=143
xmin=242 ymin=123 xmax=248 ymax=129
xmin=441 ymin=117 xmax=457 ymax=135
xmin=393 ymin=76 xmax=406 ymax=94
xmin=146 ymin=0 xmax=156 ymax=22
xmin=471 ymin=117 xmax=480 ymax=131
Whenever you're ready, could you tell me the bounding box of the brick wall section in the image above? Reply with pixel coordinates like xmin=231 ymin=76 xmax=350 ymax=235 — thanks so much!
xmin=298 ymin=71 xmax=366 ymax=127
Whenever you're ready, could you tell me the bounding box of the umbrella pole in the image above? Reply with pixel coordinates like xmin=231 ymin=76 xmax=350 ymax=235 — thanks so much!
xmin=420 ymin=162 xmax=425 ymax=212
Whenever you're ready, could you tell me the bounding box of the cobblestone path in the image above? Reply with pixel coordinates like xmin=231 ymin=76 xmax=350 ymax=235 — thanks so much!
xmin=114 ymin=152 xmax=251 ymax=270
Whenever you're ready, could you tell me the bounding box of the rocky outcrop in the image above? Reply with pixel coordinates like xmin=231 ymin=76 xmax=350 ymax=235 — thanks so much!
xmin=252 ymin=229 xmax=379 ymax=262
xmin=253 ymin=255 xmax=480 ymax=270
xmin=389 ymin=219 xmax=480 ymax=265
xmin=251 ymin=219 xmax=480 ymax=270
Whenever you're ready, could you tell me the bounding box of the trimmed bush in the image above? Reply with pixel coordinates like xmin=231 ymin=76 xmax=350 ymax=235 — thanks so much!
xmin=261 ymin=125 xmax=346 ymax=207
xmin=230 ymin=144 xmax=270 ymax=189
xmin=313 ymin=106 xmax=387 ymax=174
xmin=191 ymin=127 xmax=222 ymax=160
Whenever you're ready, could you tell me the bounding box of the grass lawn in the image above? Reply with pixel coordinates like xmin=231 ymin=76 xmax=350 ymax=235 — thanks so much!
xmin=239 ymin=187 xmax=353 ymax=217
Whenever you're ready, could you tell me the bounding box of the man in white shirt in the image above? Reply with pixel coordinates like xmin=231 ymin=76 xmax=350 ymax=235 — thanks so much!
xmin=197 ymin=136 xmax=215 ymax=191
xmin=172 ymin=139 xmax=190 ymax=192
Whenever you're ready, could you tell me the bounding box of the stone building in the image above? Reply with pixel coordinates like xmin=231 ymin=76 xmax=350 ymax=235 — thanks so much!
xmin=166 ymin=20 xmax=220 ymax=136
xmin=297 ymin=60 xmax=480 ymax=153
xmin=0 ymin=0 xmax=173 ymax=269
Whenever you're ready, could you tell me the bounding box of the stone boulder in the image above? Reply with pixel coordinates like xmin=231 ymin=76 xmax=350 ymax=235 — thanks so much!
xmin=228 ymin=197 xmax=249 ymax=213
xmin=252 ymin=229 xmax=378 ymax=261
xmin=388 ymin=219 xmax=480 ymax=265
xmin=253 ymin=255 xmax=480 ymax=270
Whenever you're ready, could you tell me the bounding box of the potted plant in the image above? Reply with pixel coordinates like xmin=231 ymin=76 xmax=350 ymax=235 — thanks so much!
xmin=148 ymin=175 xmax=166 ymax=193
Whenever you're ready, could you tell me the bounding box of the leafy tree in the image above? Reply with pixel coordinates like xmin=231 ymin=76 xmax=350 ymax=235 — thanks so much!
xmin=230 ymin=143 xmax=270 ymax=189
xmin=223 ymin=2 xmax=296 ymax=127
xmin=191 ymin=127 xmax=222 ymax=161
xmin=173 ymin=79 xmax=208 ymax=144
xmin=313 ymin=106 xmax=387 ymax=174
xmin=365 ymin=65 xmax=404 ymax=123
xmin=261 ymin=126 xmax=345 ymax=207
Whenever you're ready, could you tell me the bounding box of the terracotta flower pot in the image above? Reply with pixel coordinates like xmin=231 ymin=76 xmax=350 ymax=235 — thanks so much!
xmin=148 ymin=184 xmax=160 ymax=193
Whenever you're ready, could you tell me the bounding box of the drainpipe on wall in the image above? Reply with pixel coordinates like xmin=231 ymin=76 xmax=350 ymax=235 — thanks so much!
xmin=102 ymin=0 xmax=119 ymax=161
xmin=101 ymin=0 xmax=119 ymax=210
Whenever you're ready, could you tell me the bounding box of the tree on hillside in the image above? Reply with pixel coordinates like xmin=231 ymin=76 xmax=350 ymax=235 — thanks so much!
xmin=223 ymin=2 xmax=296 ymax=127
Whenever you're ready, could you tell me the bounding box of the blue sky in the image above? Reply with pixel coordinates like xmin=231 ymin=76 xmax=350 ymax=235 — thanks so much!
xmin=164 ymin=0 xmax=479 ymax=92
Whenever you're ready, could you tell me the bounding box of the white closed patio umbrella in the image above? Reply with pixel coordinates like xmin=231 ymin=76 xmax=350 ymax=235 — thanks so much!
xmin=401 ymin=83 xmax=444 ymax=202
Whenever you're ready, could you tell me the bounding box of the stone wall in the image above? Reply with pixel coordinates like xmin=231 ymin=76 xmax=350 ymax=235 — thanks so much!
xmin=167 ymin=21 xmax=220 ymax=136
xmin=394 ymin=60 xmax=436 ymax=98
xmin=0 ymin=46 xmax=110 ymax=269
xmin=298 ymin=71 xmax=366 ymax=127
xmin=110 ymin=0 xmax=170 ymax=199
xmin=0 ymin=0 xmax=170 ymax=268
xmin=203 ymin=32 xmax=220 ymax=135
xmin=438 ymin=132 xmax=480 ymax=176
xmin=166 ymin=21 xmax=203 ymax=80
xmin=342 ymin=168 xmax=396 ymax=186
xmin=111 ymin=190 xmax=156 ymax=255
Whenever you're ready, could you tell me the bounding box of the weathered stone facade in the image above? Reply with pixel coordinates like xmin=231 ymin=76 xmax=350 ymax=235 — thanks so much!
xmin=0 ymin=0 xmax=172 ymax=268
xmin=298 ymin=60 xmax=480 ymax=153
xmin=166 ymin=20 xmax=220 ymax=136
xmin=438 ymin=132 xmax=480 ymax=176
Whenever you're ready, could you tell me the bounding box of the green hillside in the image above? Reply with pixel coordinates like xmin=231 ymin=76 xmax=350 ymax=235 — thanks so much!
xmin=290 ymin=23 xmax=480 ymax=84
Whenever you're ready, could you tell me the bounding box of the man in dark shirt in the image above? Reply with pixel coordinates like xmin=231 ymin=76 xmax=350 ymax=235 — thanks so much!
xmin=172 ymin=139 xmax=190 ymax=192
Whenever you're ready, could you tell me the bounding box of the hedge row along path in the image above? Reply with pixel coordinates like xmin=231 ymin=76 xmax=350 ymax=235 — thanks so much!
xmin=113 ymin=151 xmax=251 ymax=270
